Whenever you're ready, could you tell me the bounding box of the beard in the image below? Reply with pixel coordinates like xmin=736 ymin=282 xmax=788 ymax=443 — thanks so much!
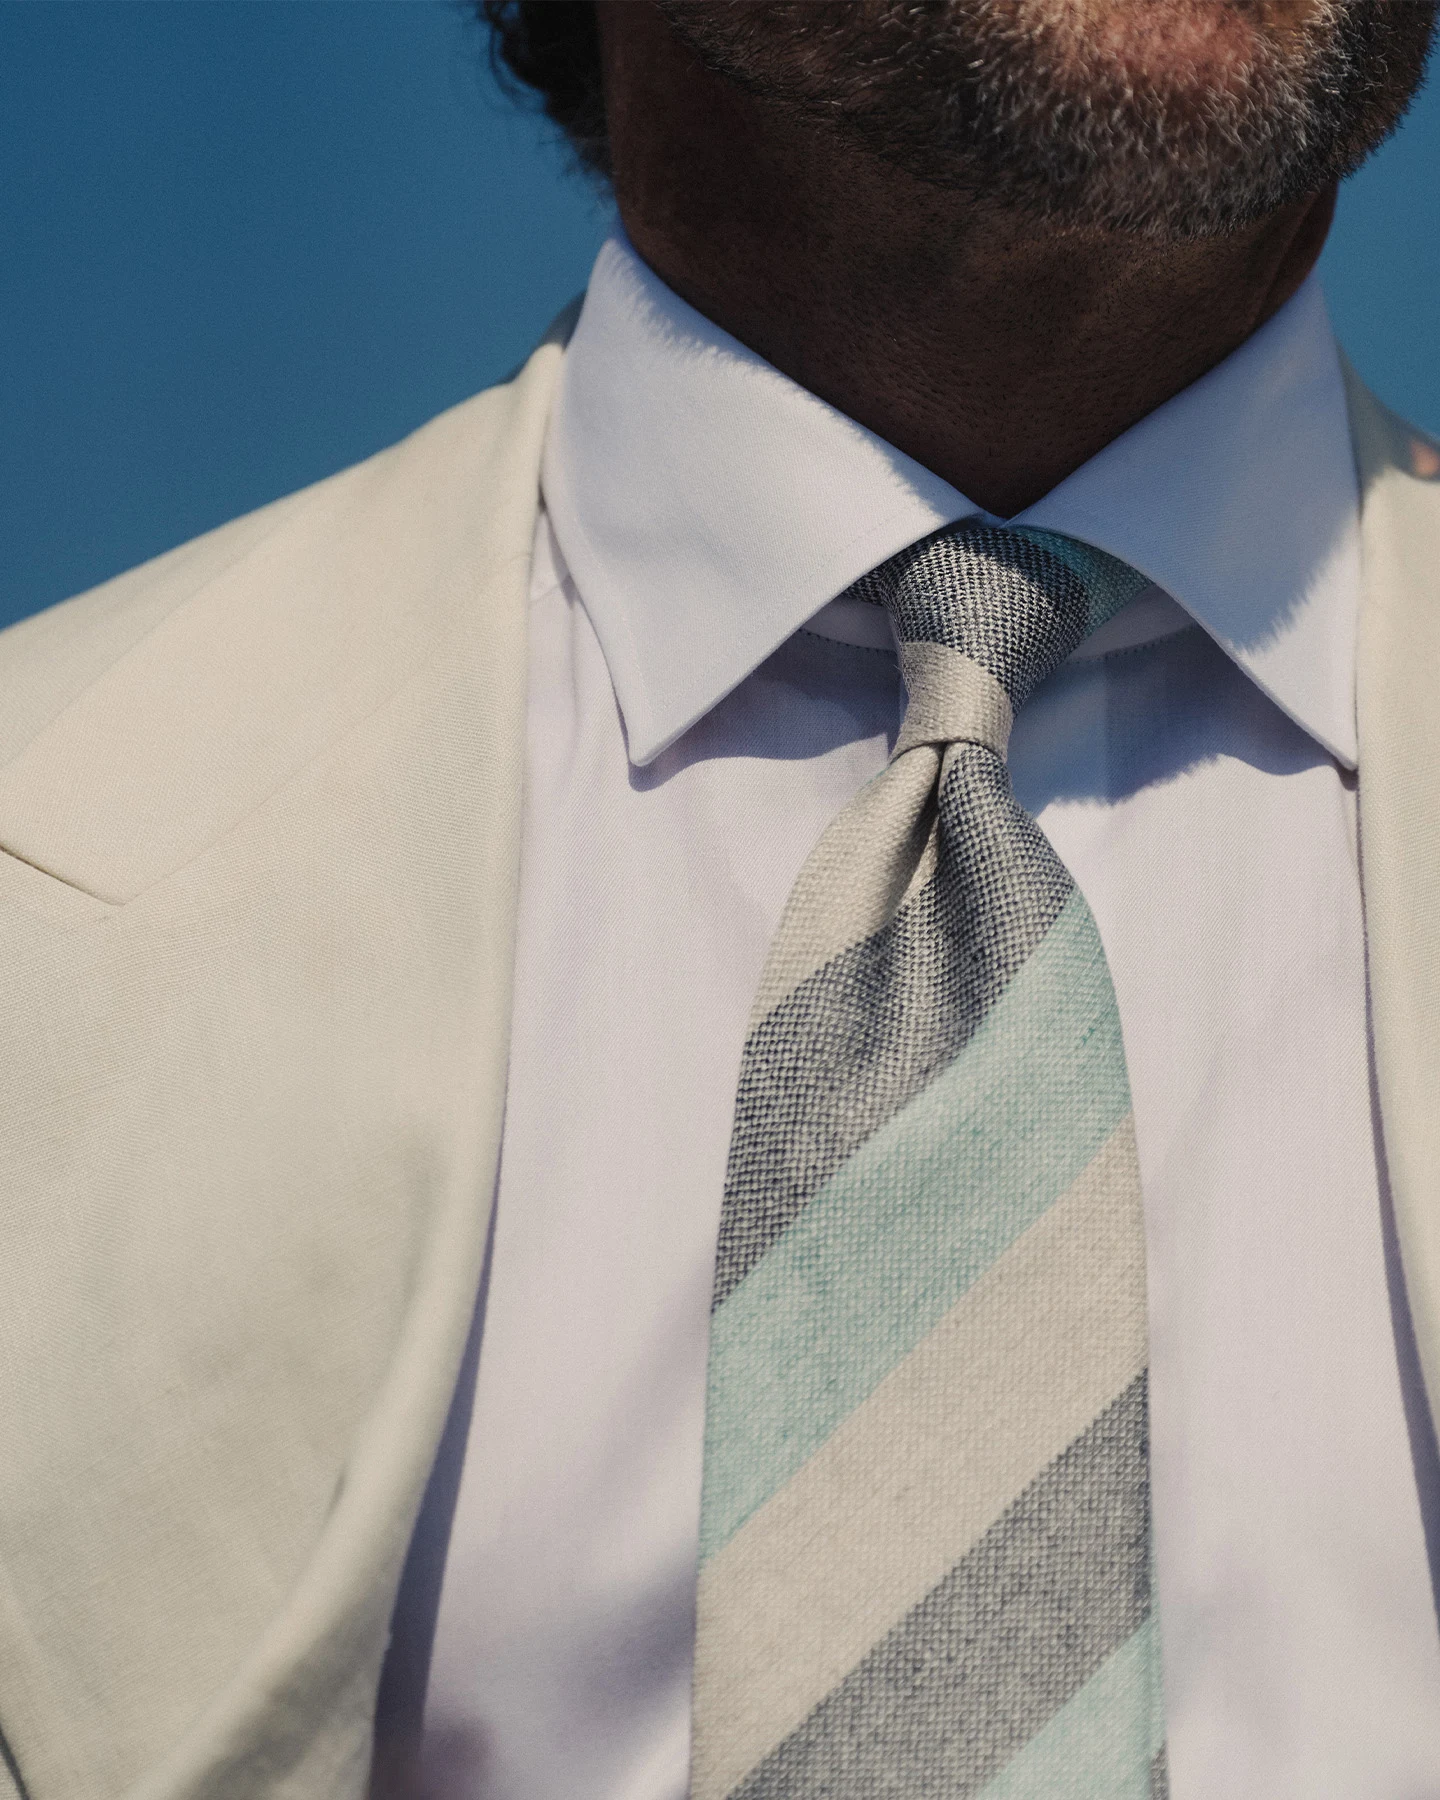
xmin=652 ymin=0 xmax=1437 ymax=239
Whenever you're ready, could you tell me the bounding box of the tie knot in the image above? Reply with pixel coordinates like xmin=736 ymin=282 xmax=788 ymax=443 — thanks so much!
xmin=850 ymin=522 xmax=1150 ymax=758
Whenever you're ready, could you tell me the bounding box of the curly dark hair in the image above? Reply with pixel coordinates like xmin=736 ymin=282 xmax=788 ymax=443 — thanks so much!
xmin=480 ymin=1 xmax=609 ymax=177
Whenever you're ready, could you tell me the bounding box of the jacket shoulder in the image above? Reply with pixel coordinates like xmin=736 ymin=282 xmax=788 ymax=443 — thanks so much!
xmin=0 ymin=485 xmax=303 ymax=771
xmin=0 ymin=330 xmax=562 ymax=903
xmin=1340 ymin=354 xmax=1440 ymax=494
xmin=0 ymin=376 xmax=543 ymax=772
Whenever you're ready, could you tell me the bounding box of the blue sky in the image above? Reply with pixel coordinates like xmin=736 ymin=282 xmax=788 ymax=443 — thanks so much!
xmin=2 ymin=1 xmax=1436 ymax=627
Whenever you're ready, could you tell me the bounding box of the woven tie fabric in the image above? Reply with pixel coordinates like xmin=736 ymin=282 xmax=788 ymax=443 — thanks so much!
xmin=691 ymin=523 xmax=1168 ymax=1800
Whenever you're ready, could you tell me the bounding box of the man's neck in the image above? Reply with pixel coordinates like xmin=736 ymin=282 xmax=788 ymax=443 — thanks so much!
xmin=597 ymin=2 xmax=1336 ymax=519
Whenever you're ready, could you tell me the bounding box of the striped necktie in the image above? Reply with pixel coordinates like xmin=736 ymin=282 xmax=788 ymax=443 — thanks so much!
xmin=690 ymin=522 xmax=1168 ymax=1799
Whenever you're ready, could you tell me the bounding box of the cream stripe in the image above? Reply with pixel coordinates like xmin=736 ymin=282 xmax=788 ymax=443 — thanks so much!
xmin=750 ymin=645 xmax=1009 ymax=1022
xmin=895 ymin=640 xmax=1014 ymax=758
xmin=692 ymin=1116 xmax=1145 ymax=1800
xmin=750 ymin=746 xmax=940 ymax=1023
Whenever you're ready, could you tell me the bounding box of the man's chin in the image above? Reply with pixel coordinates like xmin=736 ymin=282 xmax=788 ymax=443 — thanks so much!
xmin=657 ymin=0 xmax=1437 ymax=240
xmin=1067 ymin=0 xmax=1332 ymax=94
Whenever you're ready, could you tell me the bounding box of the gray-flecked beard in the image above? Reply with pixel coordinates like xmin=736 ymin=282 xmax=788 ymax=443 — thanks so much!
xmin=655 ymin=0 xmax=1437 ymax=239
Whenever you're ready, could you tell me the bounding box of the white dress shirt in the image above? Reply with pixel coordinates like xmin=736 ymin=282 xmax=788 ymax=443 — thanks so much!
xmin=412 ymin=235 xmax=1440 ymax=1798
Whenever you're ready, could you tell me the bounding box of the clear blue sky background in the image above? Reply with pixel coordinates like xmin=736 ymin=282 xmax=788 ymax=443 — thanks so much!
xmin=2 ymin=0 xmax=1437 ymax=629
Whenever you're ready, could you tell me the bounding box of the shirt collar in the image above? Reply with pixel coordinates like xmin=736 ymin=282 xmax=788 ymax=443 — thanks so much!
xmin=542 ymin=232 xmax=1360 ymax=769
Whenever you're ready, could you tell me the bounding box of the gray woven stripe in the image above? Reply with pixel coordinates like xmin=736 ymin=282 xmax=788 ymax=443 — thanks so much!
xmin=714 ymin=742 xmax=1071 ymax=1309
xmin=730 ymin=1374 xmax=1152 ymax=1800
xmin=1151 ymin=1744 xmax=1170 ymax=1799
xmin=849 ymin=525 xmax=1090 ymax=712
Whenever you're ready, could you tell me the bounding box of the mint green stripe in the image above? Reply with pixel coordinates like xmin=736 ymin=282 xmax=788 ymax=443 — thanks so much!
xmin=1011 ymin=527 xmax=1150 ymax=633
xmin=701 ymin=891 xmax=1130 ymax=1562
xmin=978 ymin=1616 xmax=1165 ymax=1799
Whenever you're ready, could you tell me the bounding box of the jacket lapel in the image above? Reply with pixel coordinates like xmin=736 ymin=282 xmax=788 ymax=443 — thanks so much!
xmin=1348 ymin=362 xmax=1440 ymax=1443
xmin=0 ymin=330 xmax=561 ymax=1799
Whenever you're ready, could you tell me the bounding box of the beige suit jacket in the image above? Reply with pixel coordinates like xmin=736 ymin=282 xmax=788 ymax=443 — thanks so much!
xmin=0 ymin=319 xmax=1435 ymax=1799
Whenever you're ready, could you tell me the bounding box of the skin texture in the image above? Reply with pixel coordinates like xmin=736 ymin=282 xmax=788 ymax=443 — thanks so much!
xmin=646 ymin=1 xmax=1434 ymax=233
xmin=594 ymin=0 xmax=1431 ymax=515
